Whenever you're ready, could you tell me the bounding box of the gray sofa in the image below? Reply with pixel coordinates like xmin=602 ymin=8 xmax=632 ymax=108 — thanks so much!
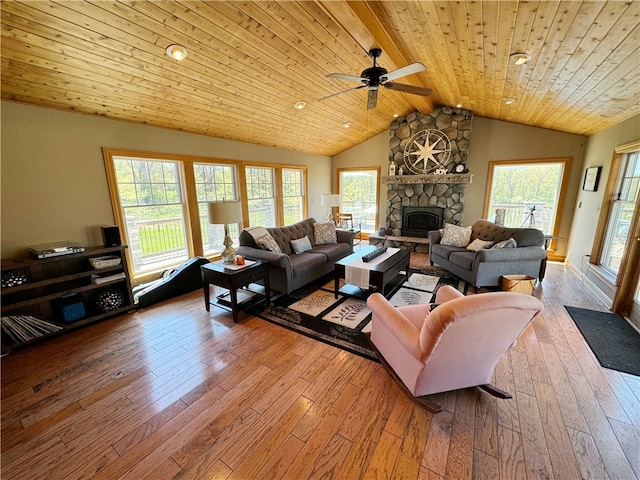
xmin=236 ymin=217 xmax=354 ymax=294
xmin=428 ymin=219 xmax=547 ymax=290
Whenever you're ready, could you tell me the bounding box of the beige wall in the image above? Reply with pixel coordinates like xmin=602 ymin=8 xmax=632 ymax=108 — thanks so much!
xmin=332 ymin=116 xmax=588 ymax=258
xmin=1 ymin=102 xmax=332 ymax=258
xmin=566 ymin=114 xmax=640 ymax=268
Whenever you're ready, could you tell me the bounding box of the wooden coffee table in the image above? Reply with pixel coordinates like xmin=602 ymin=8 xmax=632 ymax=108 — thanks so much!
xmin=334 ymin=246 xmax=410 ymax=299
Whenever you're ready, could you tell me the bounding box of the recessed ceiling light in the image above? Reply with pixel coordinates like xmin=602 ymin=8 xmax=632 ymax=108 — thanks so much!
xmin=166 ymin=44 xmax=188 ymax=61
xmin=510 ymin=53 xmax=531 ymax=65
xmin=393 ymin=113 xmax=399 ymax=118
xmin=456 ymin=103 xmax=463 ymax=108
xmin=503 ymin=97 xmax=517 ymax=105
xmin=342 ymin=122 xmax=351 ymax=128
xmin=294 ymin=101 xmax=306 ymax=110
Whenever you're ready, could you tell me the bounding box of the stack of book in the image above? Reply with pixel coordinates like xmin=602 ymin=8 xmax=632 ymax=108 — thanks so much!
xmin=90 ymin=272 xmax=126 ymax=285
xmin=1 ymin=315 xmax=63 ymax=344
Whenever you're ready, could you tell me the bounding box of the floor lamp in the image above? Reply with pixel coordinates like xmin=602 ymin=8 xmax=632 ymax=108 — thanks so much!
xmin=207 ymin=200 xmax=242 ymax=263
xmin=320 ymin=193 xmax=340 ymax=223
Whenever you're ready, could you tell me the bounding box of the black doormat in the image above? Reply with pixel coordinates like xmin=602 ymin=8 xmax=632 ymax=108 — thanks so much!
xmin=565 ymin=306 xmax=640 ymax=377
xmin=250 ymin=269 xmax=467 ymax=361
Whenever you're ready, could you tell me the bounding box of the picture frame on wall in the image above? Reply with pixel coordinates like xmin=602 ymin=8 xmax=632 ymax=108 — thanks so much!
xmin=583 ymin=166 xmax=602 ymax=191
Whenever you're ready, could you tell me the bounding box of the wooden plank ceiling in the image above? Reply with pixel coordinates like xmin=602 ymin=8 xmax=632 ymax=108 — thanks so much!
xmin=1 ymin=1 xmax=639 ymax=157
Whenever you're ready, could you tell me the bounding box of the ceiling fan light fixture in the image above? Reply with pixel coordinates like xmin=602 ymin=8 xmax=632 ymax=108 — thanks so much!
xmin=503 ymin=97 xmax=517 ymax=105
xmin=294 ymin=101 xmax=306 ymax=110
xmin=166 ymin=44 xmax=188 ymax=61
xmin=510 ymin=53 xmax=531 ymax=65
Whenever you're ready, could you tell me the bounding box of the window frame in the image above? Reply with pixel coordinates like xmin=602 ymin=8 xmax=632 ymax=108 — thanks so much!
xmin=336 ymin=166 xmax=381 ymax=238
xmin=590 ymin=140 xmax=640 ymax=316
xmin=103 ymin=148 xmax=307 ymax=283
xmin=482 ymin=157 xmax=572 ymax=259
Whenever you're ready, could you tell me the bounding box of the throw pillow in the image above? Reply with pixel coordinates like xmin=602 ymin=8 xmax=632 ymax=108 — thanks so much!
xmin=314 ymin=221 xmax=337 ymax=245
xmin=256 ymin=233 xmax=282 ymax=253
xmin=291 ymin=236 xmax=312 ymax=254
xmin=466 ymin=238 xmax=494 ymax=251
xmin=440 ymin=223 xmax=472 ymax=247
xmin=493 ymin=238 xmax=518 ymax=249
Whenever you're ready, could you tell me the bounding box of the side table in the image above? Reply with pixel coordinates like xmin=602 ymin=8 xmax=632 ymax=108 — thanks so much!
xmin=201 ymin=260 xmax=270 ymax=323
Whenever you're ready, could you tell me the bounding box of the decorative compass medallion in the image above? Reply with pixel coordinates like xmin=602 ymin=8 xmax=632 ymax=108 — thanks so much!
xmin=403 ymin=129 xmax=452 ymax=174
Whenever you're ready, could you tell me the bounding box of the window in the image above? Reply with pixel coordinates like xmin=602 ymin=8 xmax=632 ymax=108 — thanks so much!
xmin=245 ymin=166 xmax=276 ymax=227
xmin=193 ymin=163 xmax=239 ymax=257
xmin=484 ymin=159 xmax=569 ymax=236
xmin=112 ymin=157 xmax=189 ymax=275
xmin=282 ymin=168 xmax=304 ymax=225
xmin=104 ymin=149 xmax=307 ymax=282
xmin=600 ymin=151 xmax=639 ymax=274
xmin=338 ymin=168 xmax=380 ymax=234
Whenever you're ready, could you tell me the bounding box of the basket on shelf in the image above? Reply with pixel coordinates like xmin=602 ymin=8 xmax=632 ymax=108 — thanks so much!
xmin=89 ymin=255 xmax=122 ymax=269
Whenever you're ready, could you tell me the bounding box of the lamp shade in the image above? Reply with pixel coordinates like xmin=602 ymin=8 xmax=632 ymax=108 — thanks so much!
xmin=320 ymin=193 xmax=340 ymax=207
xmin=207 ymin=201 xmax=242 ymax=225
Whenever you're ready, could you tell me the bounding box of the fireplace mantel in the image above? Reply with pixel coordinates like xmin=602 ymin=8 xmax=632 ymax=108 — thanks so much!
xmin=383 ymin=173 xmax=473 ymax=185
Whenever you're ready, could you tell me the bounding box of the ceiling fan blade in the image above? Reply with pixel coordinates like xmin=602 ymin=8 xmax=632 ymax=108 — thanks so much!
xmin=381 ymin=62 xmax=426 ymax=82
xmin=327 ymin=73 xmax=366 ymax=83
xmin=367 ymin=89 xmax=378 ymax=109
xmin=319 ymin=85 xmax=366 ymax=101
xmin=384 ymin=82 xmax=433 ymax=97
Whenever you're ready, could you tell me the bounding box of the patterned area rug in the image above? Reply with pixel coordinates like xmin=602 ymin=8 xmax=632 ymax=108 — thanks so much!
xmin=250 ymin=268 xmax=467 ymax=361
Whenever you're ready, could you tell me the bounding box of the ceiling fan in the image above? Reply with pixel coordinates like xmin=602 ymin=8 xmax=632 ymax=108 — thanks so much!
xmin=321 ymin=48 xmax=433 ymax=109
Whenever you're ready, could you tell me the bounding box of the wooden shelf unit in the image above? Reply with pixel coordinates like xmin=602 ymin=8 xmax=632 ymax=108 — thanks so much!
xmin=1 ymin=245 xmax=134 ymax=353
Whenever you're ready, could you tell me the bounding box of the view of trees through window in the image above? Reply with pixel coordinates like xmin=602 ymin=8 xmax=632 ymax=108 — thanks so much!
xmin=194 ymin=163 xmax=238 ymax=257
xmin=486 ymin=161 xmax=565 ymax=235
xmin=113 ymin=157 xmax=189 ymax=274
xmin=601 ymin=151 xmax=639 ymax=273
xmin=339 ymin=169 xmax=379 ymax=233
xmin=106 ymin=150 xmax=306 ymax=279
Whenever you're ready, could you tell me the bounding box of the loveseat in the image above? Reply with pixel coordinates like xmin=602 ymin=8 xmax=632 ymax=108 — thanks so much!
xmin=236 ymin=217 xmax=354 ymax=294
xmin=428 ymin=219 xmax=547 ymax=290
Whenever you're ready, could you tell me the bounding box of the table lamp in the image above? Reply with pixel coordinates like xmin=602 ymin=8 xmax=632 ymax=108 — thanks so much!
xmin=207 ymin=200 xmax=242 ymax=263
xmin=320 ymin=193 xmax=340 ymax=223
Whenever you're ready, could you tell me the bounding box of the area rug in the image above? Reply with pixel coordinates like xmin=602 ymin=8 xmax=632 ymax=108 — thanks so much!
xmin=250 ymin=269 xmax=467 ymax=361
xmin=565 ymin=306 xmax=640 ymax=377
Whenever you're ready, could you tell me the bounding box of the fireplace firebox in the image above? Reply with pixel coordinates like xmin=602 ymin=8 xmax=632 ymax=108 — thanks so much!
xmin=402 ymin=207 xmax=444 ymax=237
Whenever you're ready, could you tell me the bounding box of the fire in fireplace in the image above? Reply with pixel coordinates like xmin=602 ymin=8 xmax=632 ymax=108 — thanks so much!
xmin=402 ymin=207 xmax=444 ymax=237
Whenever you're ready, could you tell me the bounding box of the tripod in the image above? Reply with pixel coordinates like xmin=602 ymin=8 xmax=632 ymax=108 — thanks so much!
xmin=521 ymin=206 xmax=536 ymax=228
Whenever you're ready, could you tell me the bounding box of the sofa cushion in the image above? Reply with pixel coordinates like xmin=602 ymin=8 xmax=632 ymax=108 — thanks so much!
xmin=431 ymin=243 xmax=465 ymax=260
xmin=314 ymin=221 xmax=337 ymax=245
xmin=291 ymin=236 xmax=312 ymax=254
xmin=449 ymin=251 xmax=476 ymax=271
xmin=288 ymin=251 xmax=327 ymax=275
xmin=440 ymin=223 xmax=472 ymax=247
xmin=256 ymin=233 xmax=282 ymax=253
xmin=310 ymin=242 xmax=352 ymax=262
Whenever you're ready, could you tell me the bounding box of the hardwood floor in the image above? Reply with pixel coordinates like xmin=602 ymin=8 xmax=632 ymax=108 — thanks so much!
xmin=2 ymin=257 xmax=639 ymax=480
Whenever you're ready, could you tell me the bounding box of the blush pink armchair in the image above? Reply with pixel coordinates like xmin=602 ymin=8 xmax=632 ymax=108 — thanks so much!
xmin=367 ymin=286 xmax=543 ymax=412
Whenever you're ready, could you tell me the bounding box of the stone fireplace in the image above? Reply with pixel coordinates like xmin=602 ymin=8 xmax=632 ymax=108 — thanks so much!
xmin=370 ymin=106 xmax=474 ymax=251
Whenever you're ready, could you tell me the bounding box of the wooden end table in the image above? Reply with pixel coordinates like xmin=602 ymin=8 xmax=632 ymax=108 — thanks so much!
xmin=201 ymin=260 xmax=270 ymax=323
